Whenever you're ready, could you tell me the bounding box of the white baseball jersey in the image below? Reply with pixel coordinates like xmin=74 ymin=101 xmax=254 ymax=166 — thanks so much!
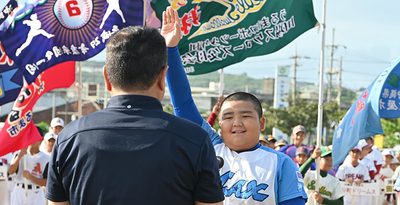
xmin=202 ymin=120 xmax=307 ymax=204
xmin=0 ymin=153 xmax=13 ymax=205
xmin=11 ymin=151 xmax=49 ymax=205
xmin=336 ymin=163 xmax=370 ymax=205
xmin=304 ymin=170 xmax=344 ymax=205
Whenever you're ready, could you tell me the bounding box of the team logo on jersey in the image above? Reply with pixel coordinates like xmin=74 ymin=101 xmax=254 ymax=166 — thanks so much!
xmin=221 ymin=171 xmax=269 ymax=201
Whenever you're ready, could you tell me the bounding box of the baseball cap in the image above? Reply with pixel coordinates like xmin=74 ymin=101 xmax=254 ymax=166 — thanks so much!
xmin=357 ymin=139 xmax=372 ymax=149
xmin=276 ymin=139 xmax=287 ymax=147
xmin=382 ymin=149 xmax=395 ymax=158
xmin=351 ymin=145 xmax=362 ymax=152
xmin=44 ymin=132 xmax=57 ymax=141
xmin=259 ymin=134 xmax=268 ymax=143
xmin=292 ymin=125 xmax=306 ymax=134
xmin=51 ymin=117 xmax=64 ymax=128
xmin=320 ymin=146 xmax=332 ymax=157
xmin=267 ymin=135 xmax=277 ymax=143
xmin=391 ymin=157 xmax=399 ymax=164
xmin=296 ymin=147 xmax=309 ymax=156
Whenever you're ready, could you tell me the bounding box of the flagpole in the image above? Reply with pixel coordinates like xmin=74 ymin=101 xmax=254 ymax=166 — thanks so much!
xmin=315 ymin=0 xmax=328 ymax=201
xmin=143 ymin=0 xmax=147 ymax=26
xmin=219 ymin=69 xmax=224 ymax=96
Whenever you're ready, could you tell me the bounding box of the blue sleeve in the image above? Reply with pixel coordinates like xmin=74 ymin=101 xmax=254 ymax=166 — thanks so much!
xmin=166 ymin=47 xmax=203 ymax=125
xmin=201 ymin=119 xmax=223 ymax=146
xmin=279 ymin=145 xmax=289 ymax=154
xmin=279 ymin=197 xmax=306 ymax=205
xmin=277 ymin=154 xmax=308 ymax=202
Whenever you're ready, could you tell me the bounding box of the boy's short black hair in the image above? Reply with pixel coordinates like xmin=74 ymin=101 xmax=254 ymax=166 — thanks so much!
xmin=220 ymin=92 xmax=263 ymax=118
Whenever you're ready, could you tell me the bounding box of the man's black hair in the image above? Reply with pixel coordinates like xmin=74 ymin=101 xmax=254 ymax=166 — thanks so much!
xmin=105 ymin=26 xmax=167 ymax=90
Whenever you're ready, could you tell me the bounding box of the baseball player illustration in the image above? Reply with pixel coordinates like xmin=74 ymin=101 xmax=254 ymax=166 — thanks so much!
xmin=0 ymin=0 xmax=46 ymax=32
xmin=99 ymin=0 xmax=126 ymax=29
xmin=15 ymin=13 xmax=54 ymax=56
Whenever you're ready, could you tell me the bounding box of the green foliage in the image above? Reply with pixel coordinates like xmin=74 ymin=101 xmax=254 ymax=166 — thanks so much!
xmin=36 ymin=121 xmax=49 ymax=134
xmin=263 ymin=100 xmax=346 ymax=144
xmin=381 ymin=118 xmax=400 ymax=148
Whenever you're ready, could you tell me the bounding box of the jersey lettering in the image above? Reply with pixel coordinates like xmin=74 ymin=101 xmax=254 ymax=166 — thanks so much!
xmin=221 ymin=171 xmax=269 ymax=201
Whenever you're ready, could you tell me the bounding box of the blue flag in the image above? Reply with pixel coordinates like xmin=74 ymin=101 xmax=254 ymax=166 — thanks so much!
xmin=0 ymin=0 xmax=143 ymax=83
xmin=0 ymin=42 xmax=22 ymax=105
xmin=332 ymin=58 xmax=400 ymax=166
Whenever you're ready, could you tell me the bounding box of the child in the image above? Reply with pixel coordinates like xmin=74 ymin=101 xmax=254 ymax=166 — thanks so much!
xmin=164 ymin=7 xmax=307 ymax=205
xmin=300 ymin=146 xmax=344 ymax=205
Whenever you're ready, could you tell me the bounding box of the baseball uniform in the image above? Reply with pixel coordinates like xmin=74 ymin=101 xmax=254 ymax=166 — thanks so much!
xmin=167 ymin=47 xmax=307 ymax=204
xmin=304 ymin=170 xmax=344 ymax=205
xmin=11 ymin=151 xmax=49 ymax=205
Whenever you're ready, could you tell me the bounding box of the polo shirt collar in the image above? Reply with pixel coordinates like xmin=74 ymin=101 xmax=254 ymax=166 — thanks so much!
xmin=107 ymin=95 xmax=163 ymax=110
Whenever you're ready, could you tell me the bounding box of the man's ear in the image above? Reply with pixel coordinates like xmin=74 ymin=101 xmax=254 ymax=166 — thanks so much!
xmin=157 ymin=65 xmax=168 ymax=91
xmin=103 ymin=66 xmax=112 ymax=92
xmin=259 ymin=116 xmax=266 ymax=132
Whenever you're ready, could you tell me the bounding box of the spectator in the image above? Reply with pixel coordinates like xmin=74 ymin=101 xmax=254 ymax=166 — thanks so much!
xmin=280 ymin=125 xmax=312 ymax=161
xmin=49 ymin=117 xmax=64 ymax=135
xmin=45 ymin=7 xmax=224 ymax=205
xmin=266 ymin=135 xmax=277 ymax=149
xmin=275 ymin=139 xmax=288 ymax=151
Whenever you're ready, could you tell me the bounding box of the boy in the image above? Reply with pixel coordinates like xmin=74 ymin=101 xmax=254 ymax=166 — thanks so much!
xmin=165 ymin=7 xmax=307 ymax=204
xmin=300 ymin=147 xmax=344 ymax=205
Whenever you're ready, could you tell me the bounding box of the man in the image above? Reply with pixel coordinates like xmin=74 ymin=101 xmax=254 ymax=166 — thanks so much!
xmin=46 ymin=7 xmax=223 ymax=205
xmin=364 ymin=136 xmax=384 ymax=175
xmin=8 ymin=126 xmax=49 ymax=205
xmin=280 ymin=125 xmax=311 ymax=161
xmin=166 ymin=6 xmax=307 ymax=205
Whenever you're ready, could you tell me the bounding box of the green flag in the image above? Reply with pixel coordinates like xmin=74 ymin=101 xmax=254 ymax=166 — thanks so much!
xmin=151 ymin=0 xmax=317 ymax=75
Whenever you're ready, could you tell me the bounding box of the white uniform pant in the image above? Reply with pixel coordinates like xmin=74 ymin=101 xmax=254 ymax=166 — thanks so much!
xmin=11 ymin=184 xmax=46 ymax=205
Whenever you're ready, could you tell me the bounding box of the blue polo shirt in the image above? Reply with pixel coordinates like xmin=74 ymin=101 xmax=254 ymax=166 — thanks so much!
xmin=46 ymin=95 xmax=224 ymax=205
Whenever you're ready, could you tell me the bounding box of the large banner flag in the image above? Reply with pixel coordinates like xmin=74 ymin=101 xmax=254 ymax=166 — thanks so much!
xmin=151 ymin=0 xmax=317 ymax=75
xmin=0 ymin=0 xmax=143 ymax=83
xmin=0 ymin=61 xmax=75 ymax=156
xmin=332 ymin=58 xmax=400 ymax=166
xmin=0 ymin=42 xmax=23 ymax=105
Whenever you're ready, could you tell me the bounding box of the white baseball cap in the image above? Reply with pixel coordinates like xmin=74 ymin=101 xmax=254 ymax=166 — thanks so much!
xmin=357 ymin=139 xmax=372 ymax=149
xmin=382 ymin=149 xmax=395 ymax=158
xmin=44 ymin=132 xmax=57 ymax=141
xmin=51 ymin=117 xmax=64 ymax=128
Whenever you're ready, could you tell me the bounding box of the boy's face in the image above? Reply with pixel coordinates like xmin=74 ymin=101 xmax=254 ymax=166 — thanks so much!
xmin=219 ymin=100 xmax=265 ymax=151
xmin=320 ymin=155 xmax=333 ymax=171
xmin=350 ymin=149 xmax=361 ymax=162
xmin=296 ymin=154 xmax=308 ymax=165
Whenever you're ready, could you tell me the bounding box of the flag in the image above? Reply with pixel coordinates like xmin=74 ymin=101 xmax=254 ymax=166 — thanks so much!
xmin=0 ymin=61 xmax=75 ymax=156
xmin=0 ymin=0 xmax=143 ymax=83
xmin=151 ymin=0 xmax=317 ymax=75
xmin=0 ymin=42 xmax=23 ymax=105
xmin=332 ymin=58 xmax=400 ymax=166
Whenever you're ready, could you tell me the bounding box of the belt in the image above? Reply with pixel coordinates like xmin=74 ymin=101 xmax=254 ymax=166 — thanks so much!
xmin=17 ymin=183 xmax=40 ymax=190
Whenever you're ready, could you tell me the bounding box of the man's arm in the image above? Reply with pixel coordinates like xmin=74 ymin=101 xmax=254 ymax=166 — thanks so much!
xmin=8 ymin=148 xmax=26 ymax=175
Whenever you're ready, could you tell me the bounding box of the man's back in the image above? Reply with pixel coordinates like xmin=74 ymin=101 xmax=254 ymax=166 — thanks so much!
xmin=46 ymin=95 xmax=223 ymax=205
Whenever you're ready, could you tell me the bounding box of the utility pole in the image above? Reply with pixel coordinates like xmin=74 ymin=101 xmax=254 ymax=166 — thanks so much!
xmin=290 ymin=49 xmax=309 ymax=105
xmin=336 ymin=57 xmax=343 ymax=110
xmin=327 ymin=28 xmax=335 ymax=102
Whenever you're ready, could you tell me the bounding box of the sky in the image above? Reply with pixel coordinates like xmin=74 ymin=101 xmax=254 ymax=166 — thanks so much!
xmin=90 ymin=0 xmax=400 ymax=90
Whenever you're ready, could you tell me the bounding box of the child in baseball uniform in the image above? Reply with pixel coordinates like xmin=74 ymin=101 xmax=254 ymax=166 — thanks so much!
xmin=8 ymin=127 xmax=49 ymax=205
xmin=300 ymin=146 xmax=344 ymax=205
xmin=165 ymin=9 xmax=307 ymax=204
xmin=336 ymin=146 xmax=371 ymax=205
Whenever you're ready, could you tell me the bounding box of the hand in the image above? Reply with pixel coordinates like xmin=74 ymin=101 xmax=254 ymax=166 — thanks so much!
xmin=345 ymin=177 xmax=353 ymax=185
xmin=23 ymin=170 xmax=32 ymax=180
xmin=354 ymin=178 xmax=363 ymax=185
xmin=19 ymin=148 xmax=27 ymax=158
xmin=212 ymin=96 xmax=224 ymax=114
xmin=160 ymin=6 xmax=182 ymax=48
xmin=311 ymin=191 xmax=324 ymax=204
xmin=311 ymin=147 xmax=321 ymax=159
